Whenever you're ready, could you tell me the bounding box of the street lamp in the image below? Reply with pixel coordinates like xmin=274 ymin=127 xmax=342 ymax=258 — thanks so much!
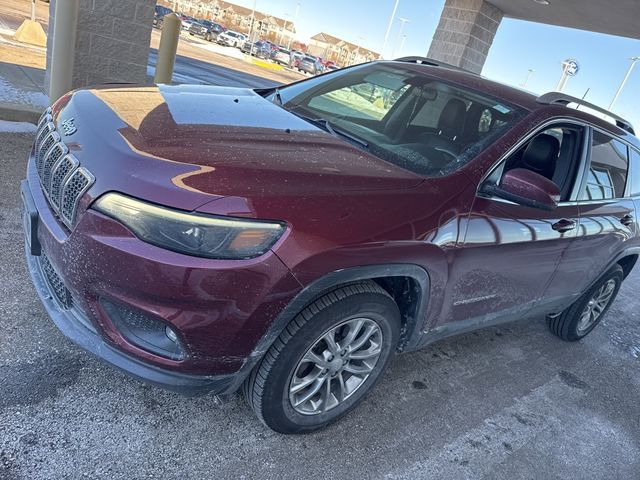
xmin=354 ymin=36 xmax=366 ymax=65
xmin=380 ymin=0 xmax=400 ymax=59
xmin=391 ymin=17 xmax=409 ymax=58
xmin=286 ymin=2 xmax=301 ymax=50
xmin=398 ymin=34 xmax=407 ymax=57
xmin=520 ymin=69 xmax=534 ymax=88
xmin=248 ymin=0 xmax=257 ymax=41
xmin=609 ymin=56 xmax=640 ymax=110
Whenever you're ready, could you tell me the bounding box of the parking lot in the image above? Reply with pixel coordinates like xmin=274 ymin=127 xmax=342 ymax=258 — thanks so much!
xmin=1 ymin=131 xmax=639 ymax=479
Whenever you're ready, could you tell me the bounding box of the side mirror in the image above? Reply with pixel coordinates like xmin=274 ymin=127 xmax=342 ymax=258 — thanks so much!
xmin=482 ymin=168 xmax=560 ymax=211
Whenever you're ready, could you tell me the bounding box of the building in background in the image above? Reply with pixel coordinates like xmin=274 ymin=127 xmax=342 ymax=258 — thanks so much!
xmin=308 ymin=32 xmax=379 ymax=66
xmin=160 ymin=0 xmax=296 ymax=44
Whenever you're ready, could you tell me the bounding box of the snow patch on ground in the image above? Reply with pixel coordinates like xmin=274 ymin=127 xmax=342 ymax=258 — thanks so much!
xmin=0 ymin=75 xmax=48 ymax=110
xmin=0 ymin=119 xmax=36 ymax=133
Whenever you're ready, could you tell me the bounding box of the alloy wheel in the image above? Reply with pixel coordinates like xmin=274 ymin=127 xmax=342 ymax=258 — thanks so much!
xmin=288 ymin=318 xmax=383 ymax=415
xmin=576 ymin=279 xmax=616 ymax=333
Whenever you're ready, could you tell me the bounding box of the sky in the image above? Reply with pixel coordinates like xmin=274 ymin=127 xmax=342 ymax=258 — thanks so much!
xmin=226 ymin=0 xmax=640 ymax=130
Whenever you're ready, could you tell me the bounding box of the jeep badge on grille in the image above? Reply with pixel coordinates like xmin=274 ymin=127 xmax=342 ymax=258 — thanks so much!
xmin=60 ymin=118 xmax=77 ymax=136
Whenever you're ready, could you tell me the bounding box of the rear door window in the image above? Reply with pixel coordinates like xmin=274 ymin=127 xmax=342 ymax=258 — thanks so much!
xmin=581 ymin=131 xmax=629 ymax=200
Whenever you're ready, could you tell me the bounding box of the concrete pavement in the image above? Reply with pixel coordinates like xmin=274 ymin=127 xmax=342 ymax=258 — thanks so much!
xmin=1 ymin=131 xmax=639 ymax=479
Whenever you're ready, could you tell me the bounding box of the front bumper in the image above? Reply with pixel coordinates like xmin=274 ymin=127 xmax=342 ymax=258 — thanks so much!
xmin=21 ymin=152 xmax=301 ymax=394
xmin=24 ymin=238 xmax=233 ymax=395
xmin=22 ymin=179 xmax=235 ymax=395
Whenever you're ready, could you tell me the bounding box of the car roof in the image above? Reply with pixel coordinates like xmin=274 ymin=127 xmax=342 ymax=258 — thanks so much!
xmin=383 ymin=60 xmax=639 ymax=147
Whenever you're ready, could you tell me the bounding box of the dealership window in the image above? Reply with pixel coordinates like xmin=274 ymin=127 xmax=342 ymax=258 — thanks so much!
xmin=581 ymin=132 xmax=628 ymax=200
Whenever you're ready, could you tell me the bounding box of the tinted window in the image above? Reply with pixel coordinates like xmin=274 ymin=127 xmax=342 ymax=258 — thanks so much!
xmin=630 ymin=148 xmax=640 ymax=197
xmin=581 ymin=132 xmax=628 ymax=200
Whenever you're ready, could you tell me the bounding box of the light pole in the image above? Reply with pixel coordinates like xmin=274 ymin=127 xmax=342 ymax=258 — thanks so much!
xmin=287 ymin=2 xmax=301 ymax=50
xmin=248 ymin=0 xmax=257 ymax=41
xmin=380 ymin=0 xmax=400 ymax=59
xmin=609 ymin=56 xmax=639 ymax=110
xmin=520 ymin=68 xmax=534 ymax=88
xmin=354 ymin=36 xmax=365 ymax=65
xmin=280 ymin=14 xmax=290 ymax=45
xmin=398 ymin=34 xmax=407 ymax=57
xmin=556 ymin=59 xmax=578 ymax=92
xmin=391 ymin=17 xmax=409 ymax=58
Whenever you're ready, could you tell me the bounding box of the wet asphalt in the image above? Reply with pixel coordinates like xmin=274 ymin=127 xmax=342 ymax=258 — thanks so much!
xmin=1 ymin=131 xmax=639 ymax=479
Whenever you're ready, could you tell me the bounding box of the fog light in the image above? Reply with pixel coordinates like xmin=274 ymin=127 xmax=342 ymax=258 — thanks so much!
xmin=165 ymin=325 xmax=178 ymax=343
xmin=101 ymin=299 xmax=186 ymax=360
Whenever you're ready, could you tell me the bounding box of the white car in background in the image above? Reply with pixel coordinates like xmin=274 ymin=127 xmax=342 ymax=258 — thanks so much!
xmin=217 ymin=30 xmax=247 ymax=48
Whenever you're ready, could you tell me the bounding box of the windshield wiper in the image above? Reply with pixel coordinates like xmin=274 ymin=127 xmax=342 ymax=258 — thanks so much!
xmin=312 ymin=118 xmax=369 ymax=149
xmin=272 ymin=87 xmax=283 ymax=105
xmin=287 ymin=110 xmax=369 ymax=149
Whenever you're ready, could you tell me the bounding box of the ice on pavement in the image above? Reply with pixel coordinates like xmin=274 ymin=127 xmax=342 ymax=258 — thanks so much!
xmin=0 ymin=75 xmax=48 ymax=110
xmin=0 ymin=119 xmax=36 ymax=133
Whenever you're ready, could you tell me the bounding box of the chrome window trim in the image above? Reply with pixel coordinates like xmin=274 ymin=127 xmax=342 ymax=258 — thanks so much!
xmin=629 ymin=146 xmax=640 ymax=198
xmin=477 ymin=116 xmax=640 ymax=207
xmin=584 ymin=126 xmax=632 ymax=201
xmin=477 ymin=117 xmax=590 ymax=206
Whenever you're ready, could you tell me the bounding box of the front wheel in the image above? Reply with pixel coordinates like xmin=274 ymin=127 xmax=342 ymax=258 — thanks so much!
xmin=244 ymin=282 xmax=400 ymax=434
xmin=547 ymin=265 xmax=623 ymax=341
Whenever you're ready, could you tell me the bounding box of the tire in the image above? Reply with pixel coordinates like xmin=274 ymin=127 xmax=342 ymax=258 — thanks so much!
xmin=547 ymin=264 xmax=623 ymax=341
xmin=244 ymin=281 xmax=400 ymax=434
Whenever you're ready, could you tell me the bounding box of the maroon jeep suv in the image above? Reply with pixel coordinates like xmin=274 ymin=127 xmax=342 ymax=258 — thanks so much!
xmin=22 ymin=58 xmax=640 ymax=433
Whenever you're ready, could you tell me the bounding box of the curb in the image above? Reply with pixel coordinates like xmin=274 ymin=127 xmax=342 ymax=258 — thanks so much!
xmin=249 ymin=58 xmax=284 ymax=71
xmin=0 ymin=105 xmax=43 ymax=124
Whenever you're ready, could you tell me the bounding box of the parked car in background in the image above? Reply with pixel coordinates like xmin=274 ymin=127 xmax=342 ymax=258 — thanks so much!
xmin=217 ymin=30 xmax=247 ymax=48
xmin=23 ymin=58 xmax=640 ymax=435
xmin=241 ymin=40 xmax=272 ymax=59
xmin=298 ymin=55 xmax=324 ymax=75
xmin=272 ymin=47 xmax=292 ymax=65
xmin=180 ymin=15 xmax=197 ymax=31
xmin=189 ymin=20 xmax=224 ymax=42
xmin=152 ymin=5 xmax=173 ymax=29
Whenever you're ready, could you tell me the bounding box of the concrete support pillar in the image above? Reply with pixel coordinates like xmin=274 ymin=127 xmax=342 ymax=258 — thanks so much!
xmin=46 ymin=0 xmax=156 ymax=96
xmin=427 ymin=0 xmax=503 ymax=74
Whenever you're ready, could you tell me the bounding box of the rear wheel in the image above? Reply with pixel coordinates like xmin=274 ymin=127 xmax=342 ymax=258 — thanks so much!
xmin=547 ymin=265 xmax=623 ymax=341
xmin=244 ymin=281 xmax=400 ymax=434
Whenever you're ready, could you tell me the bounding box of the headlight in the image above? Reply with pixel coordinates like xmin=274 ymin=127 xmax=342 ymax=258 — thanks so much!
xmin=93 ymin=193 xmax=285 ymax=259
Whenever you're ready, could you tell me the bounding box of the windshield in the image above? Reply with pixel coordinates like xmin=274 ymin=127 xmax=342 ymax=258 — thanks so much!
xmin=275 ymin=63 xmax=524 ymax=177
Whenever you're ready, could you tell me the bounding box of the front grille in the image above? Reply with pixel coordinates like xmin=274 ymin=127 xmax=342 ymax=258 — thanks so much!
xmin=34 ymin=108 xmax=94 ymax=229
xmin=40 ymin=254 xmax=72 ymax=309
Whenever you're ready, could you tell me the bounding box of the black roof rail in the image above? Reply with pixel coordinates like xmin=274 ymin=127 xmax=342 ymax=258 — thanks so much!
xmin=393 ymin=56 xmax=466 ymax=71
xmin=537 ymin=92 xmax=635 ymax=135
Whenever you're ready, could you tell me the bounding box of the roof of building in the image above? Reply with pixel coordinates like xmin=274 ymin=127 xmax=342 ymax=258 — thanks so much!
xmin=310 ymin=32 xmax=379 ymax=56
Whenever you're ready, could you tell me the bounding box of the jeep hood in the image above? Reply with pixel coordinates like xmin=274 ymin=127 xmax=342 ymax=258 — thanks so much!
xmin=54 ymin=84 xmax=423 ymax=212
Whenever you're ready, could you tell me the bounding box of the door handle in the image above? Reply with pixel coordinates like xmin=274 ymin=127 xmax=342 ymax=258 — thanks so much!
xmin=552 ymin=219 xmax=577 ymax=233
xmin=620 ymin=214 xmax=634 ymax=227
